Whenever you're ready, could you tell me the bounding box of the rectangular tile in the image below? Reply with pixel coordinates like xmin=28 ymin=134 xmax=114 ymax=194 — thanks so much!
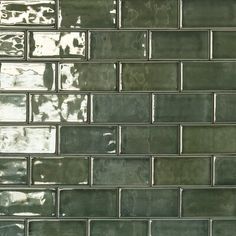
xmin=59 ymin=0 xmax=116 ymax=28
xmin=0 ymin=221 xmax=24 ymax=236
xmin=154 ymin=94 xmax=213 ymax=122
xmin=60 ymin=126 xmax=117 ymax=154
xmin=92 ymin=94 xmax=150 ymax=123
xmin=152 ymin=220 xmax=209 ymax=236
xmin=0 ymin=126 xmax=56 ymax=153
xmin=121 ymin=0 xmax=178 ymax=28
xmin=182 ymin=189 xmax=236 ymax=217
xmin=121 ymin=189 xmax=179 ymax=217
xmin=183 ymin=62 xmax=236 ymax=90
xmin=90 ymin=31 xmax=147 ymax=59
xmin=31 ymin=94 xmax=88 ymax=122
xmin=213 ymin=31 xmax=236 ymax=58
xmin=0 ymin=190 xmax=55 ymax=216
xmin=151 ymin=31 xmax=208 ymax=59
xmin=0 ymin=94 xmax=26 ymax=122
xmin=121 ymin=126 xmax=178 ymax=154
xmin=60 ymin=63 xmax=117 ymax=91
xmin=0 ymin=0 xmax=55 ymax=27
xmin=32 ymin=157 xmax=88 ymax=185
xmin=29 ymin=32 xmax=86 ymax=59
xmin=154 ymin=157 xmax=211 ymax=185
xmin=0 ymin=157 xmax=27 ymax=185
xmin=29 ymin=221 xmax=86 ymax=236
xmin=122 ymin=63 xmax=178 ymax=91
xmin=60 ymin=189 xmax=117 ymax=217
xmin=182 ymin=0 xmax=236 ymax=27
xmin=93 ymin=157 xmax=150 ymax=186
xmin=213 ymin=220 xmax=236 ymax=236
xmin=0 ymin=32 xmax=24 ymax=57
xmin=183 ymin=126 xmax=236 ymax=154
xmin=91 ymin=220 xmax=148 ymax=236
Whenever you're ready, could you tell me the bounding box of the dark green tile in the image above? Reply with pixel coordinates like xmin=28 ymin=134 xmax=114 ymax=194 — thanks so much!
xmin=0 ymin=221 xmax=24 ymax=236
xmin=32 ymin=157 xmax=88 ymax=185
xmin=60 ymin=63 xmax=117 ymax=91
xmin=91 ymin=220 xmax=148 ymax=236
xmin=60 ymin=126 xmax=117 ymax=154
xmin=154 ymin=157 xmax=211 ymax=185
xmin=29 ymin=221 xmax=86 ymax=236
xmin=152 ymin=220 xmax=209 ymax=236
xmin=90 ymin=31 xmax=147 ymax=59
xmin=121 ymin=126 xmax=178 ymax=154
xmin=183 ymin=62 xmax=236 ymax=90
xmin=183 ymin=189 xmax=236 ymax=217
xmin=216 ymin=94 xmax=236 ymax=122
xmin=0 ymin=190 xmax=55 ymax=216
xmin=29 ymin=32 xmax=86 ymax=59
xmin=121 ymin=189 xmax=179 ymax=217
xmin=122 ymin=63 xmax=178 ymax=91
xmin=151 ymin=31 xmax=208 ymax=59
xmin=59 ymin=0 xmax=116 ymax=28
xmin=213 ymin=220 xmax=236 ymax=236
xmin=213 ymin=32 xmax=236 ymax=59
xmin=93 ymin=157 xmax=150 ymax=185
xmin=183 ymin=126 xmax=236 ymax=154
xmin=154 ymin=94 xmax=213 ymax=122
xmin=121 ymin=0 xmax=178 ymax=28
xmin=215 ymin=157 xmax=236 ymax=185
xmin=60 ymin=189 xmax=117 ymax=217
xmin=0 ymin=158 xmax=27 ymax=185
xmin=182 ymin=0 xmax=236 ymax=27
xmin=92 ymin=94 xmax=150 ymax=123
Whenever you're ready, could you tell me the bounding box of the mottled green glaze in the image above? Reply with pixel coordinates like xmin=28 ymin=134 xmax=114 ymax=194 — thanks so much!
xmin=213 ymin=220 xmax=236 ymax=236
xmin=0 ymin=221 xmax=24 ymax=236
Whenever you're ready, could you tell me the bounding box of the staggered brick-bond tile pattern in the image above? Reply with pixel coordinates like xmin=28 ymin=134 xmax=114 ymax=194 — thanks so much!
xmin=1 ymin=0 xmax=236 ymax=235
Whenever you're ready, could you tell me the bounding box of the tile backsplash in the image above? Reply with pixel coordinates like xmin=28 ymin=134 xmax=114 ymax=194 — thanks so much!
xmin=1 ymin=0 xmax=236 ymax=236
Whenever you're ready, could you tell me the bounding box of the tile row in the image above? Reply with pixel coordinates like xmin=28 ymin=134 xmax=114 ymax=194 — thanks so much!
xmin=4 ymin=31 xmax=236 ymax=59
xmin=1 ymin=0 xmax=236 ymax=29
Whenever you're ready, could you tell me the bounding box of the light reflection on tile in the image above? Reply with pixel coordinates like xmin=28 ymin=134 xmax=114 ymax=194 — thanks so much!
xmin=0 ymin=221 xmax=24 ymax=236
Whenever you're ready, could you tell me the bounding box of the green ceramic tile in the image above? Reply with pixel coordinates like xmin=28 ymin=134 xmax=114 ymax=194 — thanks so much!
xmin=31 ymin=94 xmax=88 ymax=122
xmin=0 ymin=32 xmax=24 ymax=57
xmin=152 ymin=220 xmax=209 ymax=236
xmin=183 ymin=62 xmax=236 ymax=90
xmin=122 ymin=63 xmax=178 ymax=91
xmin=90 ymin=31 xmax=147 ymax=59
xmin=183 ymin=126 xmax=236 ymax=154
xmin=0 ymin=0 xmax=55 ymax=27
xmin=32 ymin=157 xmax=88 ymax=185
xmin=215 ymin=157 xmax=236 ymax=185
xmin=0 ymin=126 xmax=56 ymax=153
xmin=93 ymin=157 xmax=150 ymax=185
xmin=0 ymin=190 xmax=55 ymax=216
xmin=29 ymin=221 xmax=86 ymax=236
xmin=183 ymin=189 xmax=236 ymax=217
xmin=121 ymin=189 xmax=179 ymax=217
xmin=0 ymin=158 xmax=27 ymax=185
xmin=0 ymin=221 xmax=24 ymax=236
xmin=121 ymin=0 xmax=178 ymax=28
xmin=154 ymin=157 xmax=211 ymax=185
xmin=91 ymin=220 xmax=148 ymax=236
xmin=60 ymin=63 xmax=117 ymax=91
xmin=216 ymin=94 xmax=236 ymax=122
xmin=92 ymin=94 xmax=150 ymax=123
xmin=182 ymin=0 xmax=236 ymax=27
xmin=213 ymin=220 xmax=236 ymax=236
xmin=29 ymin=32 xmax=86 ymax=59
xmin=151 ymin=31 xmax=208 ymax=59
xmin=0 ymin=94 xmax=26 ymax=122
xmin=60 ymin=189 xmax=117 ymax=217
xmin=121 ymin=126 xmax=178 ymax=154
xmin=213 ymin=32 xmax=236 ymax=59
xmin=60 ymin=126 xmax=117 ymax=154
xmin=154 ymin=94 xmax=213 ymax=122
xmin=59 ymin=0 xmax=116 ymax=28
